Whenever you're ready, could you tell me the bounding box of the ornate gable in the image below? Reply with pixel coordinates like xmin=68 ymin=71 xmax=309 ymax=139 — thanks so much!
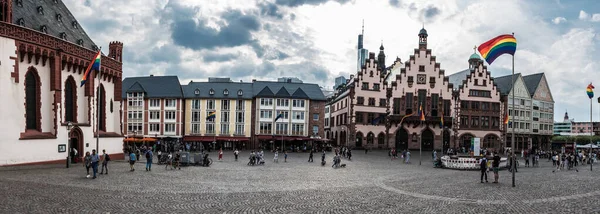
xmin=531 ymin=75 xmax=554 ymax=103
xmin=458 ymin=61 xmax=501 ymax=101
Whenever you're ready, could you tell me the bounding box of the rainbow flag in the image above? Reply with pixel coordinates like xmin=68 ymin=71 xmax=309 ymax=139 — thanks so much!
xmin=398 ymin=112 xmax=415 ymax=125
xmin=504 ymin=113 xmax=509 ymax=125
xmin=80 ymin=49 xmax=102 ymax=87
xmin=587 ymin=83 xmax=594 ymax=99
xmin=206 ymin=111 xmax=216 ymax=120
xmin=477 ymin=34 xmax=517 ymax=65
xmin=419 ymin=105 xmax=425 ymax=121
xmin=439 ymin=111 xmax=444 ymax=128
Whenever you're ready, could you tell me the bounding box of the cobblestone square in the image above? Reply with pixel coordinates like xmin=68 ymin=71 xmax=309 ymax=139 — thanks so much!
xmin=0 ymin=151 xmax=598 ymax=213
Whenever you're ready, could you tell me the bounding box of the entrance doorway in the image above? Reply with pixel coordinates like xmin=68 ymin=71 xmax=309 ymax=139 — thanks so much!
xmin=355 ymin=132 xmax=363 ymax=148
xmin=421 ymin=129 xmax=434 ymax=151
xmin=395 ymin=128 xmax=408 ymax=151
xmin=69 ymin=127 xmax=83 ymax=163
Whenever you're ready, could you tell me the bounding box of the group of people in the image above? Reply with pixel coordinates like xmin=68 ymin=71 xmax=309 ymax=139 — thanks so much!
xmin=82 ymin=149 xmax=110 ymax=179
xmin=478 ymin=152 xmax=502 ymax=183
xmin=389 ymin=148 xmax=411 ymax=164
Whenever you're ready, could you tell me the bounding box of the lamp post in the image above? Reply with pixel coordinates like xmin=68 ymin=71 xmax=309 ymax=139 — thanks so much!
xmin=66 ymin=121 xmax=73 ymax=168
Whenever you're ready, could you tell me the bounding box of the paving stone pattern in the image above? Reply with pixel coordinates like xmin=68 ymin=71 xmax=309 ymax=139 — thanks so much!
xmin=0 ymin=151 xmax=598 ymax=213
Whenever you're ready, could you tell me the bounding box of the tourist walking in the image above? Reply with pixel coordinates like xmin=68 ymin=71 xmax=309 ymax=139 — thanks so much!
xmin=234 ymin=149 xmax=239 ymax=161
xmin=90 ymin=149 xmax=100 ymax=179
xmin=145 ymin=149 xmax=153 ymax=171
xmin=100 ymin=149 xmax=109 ymax=175
xmin=308 ymin=150 xmax=314 ymax=162
xmin=274 ymin=151 xmax=279 ymax=163
xmin=218 ymin=148 xmax=223 ymax=161
xmin=479 ymin=156 xmax=488 ymax=183
xmin=492 ymin=153 xmax=500 ymax=183
xmin=83 ymin=152 xmax=91 ymax=177
xmin=347 ymin=149 xmax=352 ymax=160
xmin=284 ymin=151 xmax=288 ymax=162
xmin=129 ymin=151 xmax=136 ymax=172
xmin=405 ymin=150 xmax=411 ymax=164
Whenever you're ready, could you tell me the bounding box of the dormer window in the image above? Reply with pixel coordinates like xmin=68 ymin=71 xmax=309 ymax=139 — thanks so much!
xmin=209 ymin=89 xmax=214 ymax=95
xmin=16 ymin=0 xmax=23 ymax=7
xmin=56 ymin=14 xmax=62 ymax=22
xmin=37 ymin=6 xmax=44 ymax=15
xmin=223 ymin=89 xmax=229 ymax=95
xmin=194 ymin=89 xmax=200 ymax=95
xmin=17 ymin=18 xmax=24 ymax=26
xmin=40 ymin=25 xmax=47 ymax=33
xmin=72 ymin=21 xmax=78 ymax=29
xmin=59 ymin=32 xmax=67 ymax=40
xmin=237 ymin=90 xmax=243 ymax=96
xmin=77 ymin=39 xmax=84 ymax=46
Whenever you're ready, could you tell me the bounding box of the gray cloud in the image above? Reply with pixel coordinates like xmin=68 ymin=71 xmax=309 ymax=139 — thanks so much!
xmin=389 ymin=0 xmax=401 ymax=8
xmin=258 ymin=2 xmax=285 ymax=19
xmin=422 ymin=6 xmax=440 ymax=19
xmin=163 ymin=2 xmax=261 ymax=50
xmin=149 ymin=45 xmax=181 ymax=63
xmin=203 ymin=53 xmax=239 ymax=62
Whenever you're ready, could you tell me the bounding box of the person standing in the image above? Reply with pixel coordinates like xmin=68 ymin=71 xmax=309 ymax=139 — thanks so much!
xmin=234 ymin=149 xmax=239 ymax=161
xmin=83 ymin=152 xmax=91 ymax=177
xmin=274 ymin=151 xmax=279 ymax=163
xmin=284 ymin=151 xmax=288 ymax=162
xmin=479 ymin=156 xmax=488 ymax=183
xmin=90 ymin=149 xmax=100 ymax=179
xmin=492 ymin=153 xmax=500 ymax=183
xmin=433 ymin=150 xmax=437 ymax=161
xmin=308 ymin=150 xmax=314 ymax=162
xmin=100 ymin=149 xmax=109 ymax=175
xmin=145 ymin=149 xmax=153 ymax=171
xmin=129 ymin=151 xmax=136 ymax=172
xmin=218 ymin=148 xmax=224 ymax=161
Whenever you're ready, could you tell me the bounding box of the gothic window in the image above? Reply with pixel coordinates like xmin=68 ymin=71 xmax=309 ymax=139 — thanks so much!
xmin=378 ymin=133 xmax=385 ymax=145
xmin=64 ymin=76 xmax=77 ymax=123
xmin=97 ymin=84 xmax=106 ymax=131
xmin=25 ymin=68 xmax=40 ymax=130
xmin=367 ymin=132 xmax=374 ymax=144
xmin=417 ymin=90 xmax=426 ymax=107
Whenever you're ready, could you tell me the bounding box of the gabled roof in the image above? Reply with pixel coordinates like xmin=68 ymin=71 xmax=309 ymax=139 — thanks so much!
xmin=252 ymin=81 xmax=326 ymax=101
xmin=13 ymin=0 xmax=98 ymax=51
xmin=447 ymin=69 xmax=471 ymax=90
xmin=182 ymin=82 xmax=253 ymax=99
xmin=492 ymin=73 xmax=522 ymax=95
xmin=522 ymin=73 xmax=544 ymax=98
xmin=275 ymin=87 xmax=290 ymax=97
xmin=256 ymin=86 xmax=275 ymax=97
xmin=121 ymin=76 xmax=183 ymax=98
xmin=291 ymin=88 xmax=310 ymax=99
xmin=126 ymin=82 xmax=145 ymax=93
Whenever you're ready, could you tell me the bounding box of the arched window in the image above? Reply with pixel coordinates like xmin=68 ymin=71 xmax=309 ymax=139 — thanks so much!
xmin=25 ymin=68 xmax=41 ymax=130
xmin=367 ymin=132 xmax=374 ymax=144
xmin=97 ymin=84 xmax=106 ymax=131
xmin=378 ymin=132 xmax=385 ymax=145
xmin=64 ymin=76 xmax=77 ymax=122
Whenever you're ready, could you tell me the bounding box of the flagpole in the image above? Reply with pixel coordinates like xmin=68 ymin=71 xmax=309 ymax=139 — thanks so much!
xmin=96 ymin=47 xmax=101 ymax=153
xmin=419 ymin=120 xmax=423 ymax=165
xmin=590 ymin=91 xmax=593 ymax=171
xmin=510 ymin=35 xmax=516 ymax=188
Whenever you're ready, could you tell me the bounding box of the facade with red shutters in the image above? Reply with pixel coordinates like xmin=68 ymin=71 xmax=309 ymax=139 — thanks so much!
xmin=0 ymin=0 xmax=124 ymax=165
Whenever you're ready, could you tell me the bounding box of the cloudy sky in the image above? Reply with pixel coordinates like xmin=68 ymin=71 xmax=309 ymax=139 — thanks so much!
xmin=65 ymin=0 xmax=599 ymax=122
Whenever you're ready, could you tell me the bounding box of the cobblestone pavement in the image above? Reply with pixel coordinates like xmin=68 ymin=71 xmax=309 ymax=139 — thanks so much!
xmin=0 ymin=151 xmax=598 ymax=213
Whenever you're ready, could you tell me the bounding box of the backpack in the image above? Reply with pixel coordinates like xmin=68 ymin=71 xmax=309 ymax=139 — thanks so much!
xmin=480 ymin=158 xmax=487 ymax=169
xmin=146 ymin=152 xmax=151 ymax=159
xmin=105 ymin=154 xmax=111 ymax=161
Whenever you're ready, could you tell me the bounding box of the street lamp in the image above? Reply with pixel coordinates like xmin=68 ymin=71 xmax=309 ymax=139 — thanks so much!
xmin=66 ymin=121 xmax=73 ymax=168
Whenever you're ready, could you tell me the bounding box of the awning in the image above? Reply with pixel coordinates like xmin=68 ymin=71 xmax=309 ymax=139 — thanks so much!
xmin=217 ymin=136 xmax=250 ymax=141
xmin=141 ymin=137 xmax=157 ymax=142
xmin=183 ymin=136 xmax=216 ymax=142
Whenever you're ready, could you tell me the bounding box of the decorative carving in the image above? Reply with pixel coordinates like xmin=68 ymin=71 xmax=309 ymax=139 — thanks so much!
xmin=417 ymin=74 xmax=426 ymax=84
